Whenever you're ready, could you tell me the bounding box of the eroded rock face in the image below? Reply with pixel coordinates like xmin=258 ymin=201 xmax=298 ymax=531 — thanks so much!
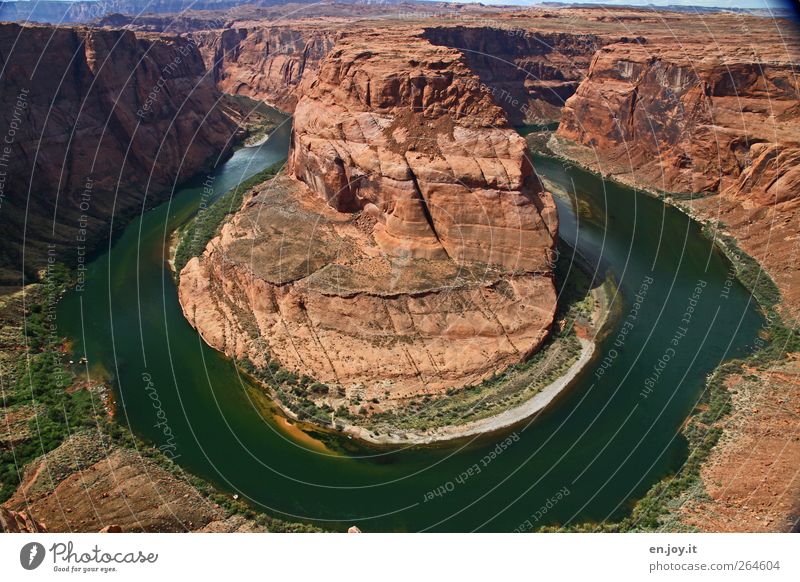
xmin=0 ymin=507 xmax=47 ymax=533
xmin=2 ymin=432 xmax=263 ymax=532
xmin=116 ymin=17 xmax=605 ymax=122
xmin=555 ymin=35 xmax=800 ymax=314
xmin=192 ymin=26 xmax=338 ymax=111
xmin=180 ymin=177 xmax=557 ymax=404
xmin=558 ymin=40 xmax=800 ymax=201
xmin=422 ymin=26 xmax=603 ymax=124
xmin=289 ymin=31 xmax=557 ymax=272
xmin=179 ymin=32 xmax=558 ymax=407
xmin=0 ymin=23 xmax=238 ymax=286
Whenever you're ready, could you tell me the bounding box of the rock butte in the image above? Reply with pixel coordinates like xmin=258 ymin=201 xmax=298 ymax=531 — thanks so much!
xmin=114 ymin=7 xmax=800 ymax=317
xmin=179 ymin=31 xmax=559 ymax=405
xmin=175 ymin=8 xmax=800 ymax=409
xmin=181 ymin=20 xmax=610 ymax=126
xmin=174 ymin=7 xmax=800 ymax=317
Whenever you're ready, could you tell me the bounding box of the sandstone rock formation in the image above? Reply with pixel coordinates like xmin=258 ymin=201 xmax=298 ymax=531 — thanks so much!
xmin=422 ymin=26 xmax=603 ymax=124
xmin=289 ymin=32 xmax=558 ymax=270
xmin=0 ymin=507 xmax=47 ymax=533
xmin=0 ymin=23 xmax=238 ymax=287
xmin=95 ymin=6 xmax=655 ymax=132
xmin=2 ymin=432 xmax=269 ymax=532
xmin=3 ymin=1 xmax=798 ymax=532
xmin=191 ymin=23 xmax=605 ymax=124
xmin=558 ymin=40 xmax=800 ymax=199
xmin=179 ymin=31 xmax=558 ymax=408
xmin=540 ymin=13 xmax=800 ymax=535
xmin=555 ymin=30 xmax=800 ymax=313
xmin=192 ymin=25 xmax=338 ymax=111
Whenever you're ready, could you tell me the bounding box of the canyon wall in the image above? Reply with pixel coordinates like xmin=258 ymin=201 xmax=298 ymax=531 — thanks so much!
xmin=558 ymin=40 xmax=800 ymax=199
xmin=105 ymin=13 xmax=611 ymax=121
xmin=0 ymin=23 xmax=238 ymax=286
xmin=191 ymin=25 xmax=338 ymax=111
xmin=188 ymin=22 xmax=606 ymax=122
xmin=422 ymin=26 xmax=604 ymax=124
xmin=555 ymin=35 xmax=800 ymax=312
xmin=179 ymin=31 xmax=559 ymax=408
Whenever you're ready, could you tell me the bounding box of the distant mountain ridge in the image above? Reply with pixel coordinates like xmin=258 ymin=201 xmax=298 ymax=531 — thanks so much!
xmin=0 ymin=1 xmax=249 ymax=23
xmin=0 ymin=0 xmax=435 ymax=25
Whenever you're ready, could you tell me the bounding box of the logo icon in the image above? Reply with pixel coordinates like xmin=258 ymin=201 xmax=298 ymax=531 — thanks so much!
xmin=20 ymin=542 xmax=46 ymax=570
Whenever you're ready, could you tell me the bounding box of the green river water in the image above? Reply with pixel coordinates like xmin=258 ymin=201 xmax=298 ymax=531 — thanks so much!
xmin=57 ymin=121 xmax=764 ymax=531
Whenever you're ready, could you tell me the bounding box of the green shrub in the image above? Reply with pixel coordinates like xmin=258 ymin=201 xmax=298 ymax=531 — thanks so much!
xmin=174 ymin=159 xmax=286 ymax=274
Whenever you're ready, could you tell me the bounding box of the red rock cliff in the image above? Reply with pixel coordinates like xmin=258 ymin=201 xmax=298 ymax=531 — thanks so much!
xmin=191 ymin=25 xmax=338 ymax=111
xmin=422 ymin=26 xmax=604 ymax=124
xmin=0 ymin=23 xmax=238 ymax=286
xmin=555 ymin=31 xmax=800 ymax=311
xmin=558 ymin=40 xmax=800 ymax=200
xmin=289 ymin=31 xmax=558 ymax=272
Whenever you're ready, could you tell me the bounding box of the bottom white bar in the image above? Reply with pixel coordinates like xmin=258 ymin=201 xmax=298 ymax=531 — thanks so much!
xmin=1 ymin=533 xmax=796 ymax=580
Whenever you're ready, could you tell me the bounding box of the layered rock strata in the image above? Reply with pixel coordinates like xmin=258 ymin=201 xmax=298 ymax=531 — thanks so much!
xmin=191 ymin=26 xmax=338 ymax=110
xmin=179 ymin=32 xmax=558 ymax=406
xmin=0 ymin=23 xmax=238 ymax=286
xmin=289 ymin=32 xmax=559 ymax=270
xmin=422 ymin=26 xmax=604 ymax=124
xmin=558 ymin=40 xmax=800 ymax=199
xmin=555 ymin=35 xmax=800 ymax=313
xmin=190 ymin=23 xmax=605 ymax=123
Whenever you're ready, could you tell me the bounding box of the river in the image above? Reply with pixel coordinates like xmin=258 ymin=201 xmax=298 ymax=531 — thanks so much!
xmin=57 ymin=120 xmax=764 ymax=532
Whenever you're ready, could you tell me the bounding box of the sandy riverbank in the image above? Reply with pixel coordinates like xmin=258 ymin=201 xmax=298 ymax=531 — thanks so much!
xmin=334 ymin=275 xmax=614 ymax=446
xmin=340 ymin=337 xmax=596 ymax=445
